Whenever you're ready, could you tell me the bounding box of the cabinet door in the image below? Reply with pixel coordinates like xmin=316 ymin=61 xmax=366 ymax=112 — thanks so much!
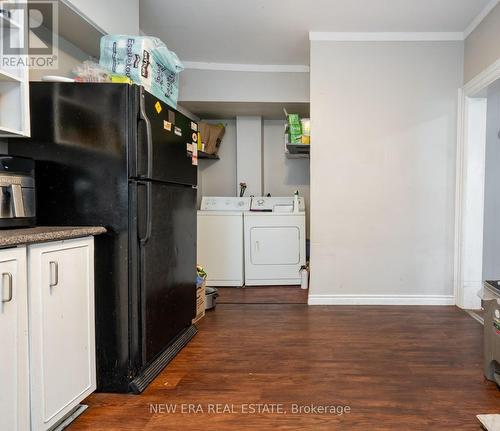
xmin=0 ymin=6 xmax=30 ymax=137
xmin=0 ymin=247 xmax=29 ymax=431
xmin=29 ymin=237 xmax=96 ymax=430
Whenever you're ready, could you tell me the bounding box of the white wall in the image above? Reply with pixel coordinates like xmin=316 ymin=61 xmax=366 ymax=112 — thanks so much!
xmin=309 ymin=41 xmax=463 ymax=304
xmin=63 ymin=0 xmax=139 ymax=35
xmin=179 ymin=69 xmax=309 ymax=103
xmin=197 ymin=119 xmax=311 ymax=233
xmin=464 ymin=2 xmax=500 ymax=83
xmin=482 ymin=83 xmax=500 ymax=280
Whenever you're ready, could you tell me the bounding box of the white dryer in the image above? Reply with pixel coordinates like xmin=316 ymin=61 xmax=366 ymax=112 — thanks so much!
xmin=197 ymin=197 xmax=251 ymax=287
xmin=244 ymin=197 xmax=306 ymax=286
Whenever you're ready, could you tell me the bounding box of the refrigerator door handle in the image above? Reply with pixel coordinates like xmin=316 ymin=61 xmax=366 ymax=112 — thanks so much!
xmin=138 ymin=181 xmax=153 ymax=245
xmin=139 ymin=88 xmax=153 ymax=178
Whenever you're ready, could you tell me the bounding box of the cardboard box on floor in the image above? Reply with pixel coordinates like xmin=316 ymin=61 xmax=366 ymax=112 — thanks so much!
xmin=192 ymin=280 xmax=206 ymax=324
xmin=199 ymin=122 xmax=225 ymax=155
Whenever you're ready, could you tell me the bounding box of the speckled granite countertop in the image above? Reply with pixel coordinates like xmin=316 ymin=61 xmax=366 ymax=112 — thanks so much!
xmin=0 ymin=226 xmax=107 ymax=248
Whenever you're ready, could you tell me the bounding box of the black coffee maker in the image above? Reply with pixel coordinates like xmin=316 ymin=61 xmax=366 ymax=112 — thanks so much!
xmin=0 ymin=156 xmax=36 ymax=228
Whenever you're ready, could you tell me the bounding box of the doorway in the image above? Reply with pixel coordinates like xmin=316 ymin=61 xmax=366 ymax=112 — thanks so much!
xmin=455 ymin=59 xmax=500 ymax=309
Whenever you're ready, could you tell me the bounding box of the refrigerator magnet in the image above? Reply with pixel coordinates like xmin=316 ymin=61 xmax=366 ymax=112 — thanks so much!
xmin=191 ymin=121 xmax=198 ymax=132
xmin=163 ymin=120 xmax=172 ymax=132
xmin=192 ymin=145 xmax=198 ymax=166
xmin=174 ymin=126 xmax=182 ymax=136
xmin=155 ymin=101 xmax=162 ymax=114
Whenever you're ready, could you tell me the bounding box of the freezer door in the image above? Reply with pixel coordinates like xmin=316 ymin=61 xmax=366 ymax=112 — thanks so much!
xmin=136 ymin=181 xmax=197 ymax=365
xmin=134 ymin=89 xmax=197 ymax=186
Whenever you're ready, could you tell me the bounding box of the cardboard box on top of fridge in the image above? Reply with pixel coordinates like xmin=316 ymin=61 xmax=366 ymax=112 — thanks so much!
xmin=99 ymin=35 xmax=184 ymax=108
xmin=199 ymin=122 xmax=225 ymax=155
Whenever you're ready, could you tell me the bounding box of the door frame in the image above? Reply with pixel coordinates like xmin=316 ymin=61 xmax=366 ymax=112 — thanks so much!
xmin=455 ymin=58 xmax=500 ymax=309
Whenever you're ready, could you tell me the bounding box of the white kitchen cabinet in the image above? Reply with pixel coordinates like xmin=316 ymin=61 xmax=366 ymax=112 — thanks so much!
xmin=0 ymin=7 xmax=30 ymax=137
xmin=0 ymin=246 xmax=30 ymax=431
xmin=28 ymin=237 xmax=96 ymax=430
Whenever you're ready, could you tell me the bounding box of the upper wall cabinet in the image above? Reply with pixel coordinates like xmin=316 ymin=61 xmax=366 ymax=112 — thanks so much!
xmin=0 ymin=7 xmax=30 ymax=137
xmin=61 ymin=0 xmax=139 ymax=36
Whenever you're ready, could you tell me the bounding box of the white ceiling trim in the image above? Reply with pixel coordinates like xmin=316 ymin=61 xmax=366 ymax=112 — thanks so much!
xmin=309 ymin=32 xmax=464 ymax=41
xmin=182 ymin=61 xmax=310 ymax=73
xmin=463 ymin=0 xmax=500 ymax=39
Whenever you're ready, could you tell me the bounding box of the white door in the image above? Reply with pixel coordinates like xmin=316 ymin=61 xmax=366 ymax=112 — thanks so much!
xmin=0 ymin=247 xmax=29 ymax=431
xmin=244 ymin=214 xmax=306 ymax=285
xmin=250 ymin=226 xmax=300 ymax=265
xmin=29 ymin=237 xmax=96 ymax=430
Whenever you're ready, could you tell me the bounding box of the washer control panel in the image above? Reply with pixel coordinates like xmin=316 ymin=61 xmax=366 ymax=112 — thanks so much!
xmin=200 ymin=197 xmax=251 ymax=211
xmin=250 ymin=197 xmax=305 ymax=212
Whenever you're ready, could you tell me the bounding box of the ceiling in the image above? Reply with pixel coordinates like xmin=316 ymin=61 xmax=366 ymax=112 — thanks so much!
xmin=140 ymin=0 xmax=491 ymax=65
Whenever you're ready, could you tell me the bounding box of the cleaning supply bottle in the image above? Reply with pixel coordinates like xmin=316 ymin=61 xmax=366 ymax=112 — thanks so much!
xmin=300 ymin=265 xmax=309 ymax=290
xmin=293 ymin=190 xmax=299 ymax=213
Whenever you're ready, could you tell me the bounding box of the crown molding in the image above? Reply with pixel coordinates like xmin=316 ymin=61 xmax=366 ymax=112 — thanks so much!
xmin=309 ymin=32 xmax=464 ymax=41
xmin=463 ymin=0 xmax=500 ymax=39
xmin=182 ymin=61 xmax=310 ymax=73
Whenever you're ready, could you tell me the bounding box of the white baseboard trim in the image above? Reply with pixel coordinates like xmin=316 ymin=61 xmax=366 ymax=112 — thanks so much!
xmin=308 ymin=294 xmax=455 ymax=306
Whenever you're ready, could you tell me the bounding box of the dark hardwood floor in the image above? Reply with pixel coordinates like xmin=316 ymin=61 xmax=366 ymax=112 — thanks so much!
xmin=217 ymin=285 xmax=308 ymax=304
xmin=71 ymin=305 xmax=500 ymax=430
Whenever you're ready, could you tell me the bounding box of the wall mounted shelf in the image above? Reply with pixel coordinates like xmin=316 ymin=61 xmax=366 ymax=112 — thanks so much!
xmin=286 ymin=143 xmax=310 ymax=159
xmin=198 ymin=151 xmax=220 ymax=160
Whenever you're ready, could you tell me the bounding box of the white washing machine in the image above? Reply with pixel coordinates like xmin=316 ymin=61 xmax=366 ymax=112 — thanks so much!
xmin=244 ymin=197 xmax=306 ymax=286
xmin=197 ymin=197 xmax=251 ymax=287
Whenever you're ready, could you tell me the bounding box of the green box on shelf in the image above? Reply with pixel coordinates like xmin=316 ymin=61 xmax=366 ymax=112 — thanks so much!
xmin=287 ymin=113 xmax=302 ymax=144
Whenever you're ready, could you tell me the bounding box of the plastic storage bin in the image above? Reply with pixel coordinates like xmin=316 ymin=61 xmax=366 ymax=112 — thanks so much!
xmin=480 ymin=281 xmax=500 ymax=385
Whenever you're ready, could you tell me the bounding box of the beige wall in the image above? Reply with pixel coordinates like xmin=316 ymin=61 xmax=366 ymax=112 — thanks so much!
xmin=179 ymin=69 xmax=309 ymax=103
xmin=464 ymin=2 xmax=500 ymax=83
xmin=309 ymin=41 xmax=463 ymax=302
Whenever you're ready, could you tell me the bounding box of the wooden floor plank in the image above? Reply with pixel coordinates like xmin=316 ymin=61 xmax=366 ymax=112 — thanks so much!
xmin=217 ymin=286 xmax=308 ymax=304
xmin=70 ymin=305 xmax=500 ymax=430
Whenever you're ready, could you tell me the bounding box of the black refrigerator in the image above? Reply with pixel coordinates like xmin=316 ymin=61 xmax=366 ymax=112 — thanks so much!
xmin=11 ymin=82 xmax=198 ymax=393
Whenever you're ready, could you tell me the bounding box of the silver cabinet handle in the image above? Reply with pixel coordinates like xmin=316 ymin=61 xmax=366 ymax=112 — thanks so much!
xmin=1 ymin=272 xmax=13 ymax=303
xmin=49 ymin=261 xmax=59 ymax=287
